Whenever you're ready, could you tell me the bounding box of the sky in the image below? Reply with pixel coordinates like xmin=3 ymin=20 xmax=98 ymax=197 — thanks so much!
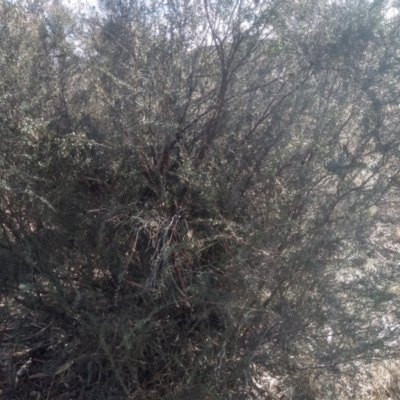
xmin=63 ymin=0 xmax=98 ymax=13
xmin=62 ymin=0 xmax=400 ymax=19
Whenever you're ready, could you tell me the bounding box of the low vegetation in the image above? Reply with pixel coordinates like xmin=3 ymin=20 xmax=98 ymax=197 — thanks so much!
xmin=1 ymin=0 xmax=400 ymax=398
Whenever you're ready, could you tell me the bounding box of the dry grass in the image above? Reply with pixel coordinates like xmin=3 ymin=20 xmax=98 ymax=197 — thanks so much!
xmin=356 ymin=361 xmax=400 ymax=400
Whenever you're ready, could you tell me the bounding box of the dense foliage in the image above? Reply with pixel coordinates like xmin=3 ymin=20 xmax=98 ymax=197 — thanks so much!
xmin=1 ymin=0 xmax=400 ymax=398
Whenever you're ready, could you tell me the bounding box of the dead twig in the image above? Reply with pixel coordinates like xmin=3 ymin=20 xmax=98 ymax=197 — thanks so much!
xmin=22 ymin=321 xmax=54 ymax=342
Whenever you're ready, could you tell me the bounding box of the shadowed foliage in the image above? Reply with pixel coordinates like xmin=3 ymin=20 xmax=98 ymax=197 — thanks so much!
xmin=1 ymin=0 xmax=400 ymax=398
